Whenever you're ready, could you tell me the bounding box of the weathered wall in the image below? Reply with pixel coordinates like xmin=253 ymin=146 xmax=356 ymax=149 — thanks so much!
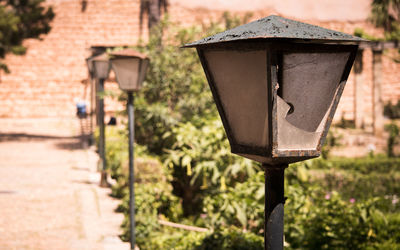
xmin=0 ymin=0 xmax=142 ymax=118
xmin=0 ymin=0 xmax=399 ymax=128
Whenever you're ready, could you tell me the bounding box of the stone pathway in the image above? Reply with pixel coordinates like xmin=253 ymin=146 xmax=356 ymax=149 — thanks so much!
xmin=0 ymin=118 xmax=129 ymax=250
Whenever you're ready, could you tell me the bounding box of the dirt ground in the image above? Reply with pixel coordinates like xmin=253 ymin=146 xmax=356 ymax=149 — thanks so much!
xmin=0 ymin=118 xmax=129 ymax=250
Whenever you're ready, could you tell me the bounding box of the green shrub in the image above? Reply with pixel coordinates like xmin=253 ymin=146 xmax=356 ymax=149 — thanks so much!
xmin=385 ymin=122 xmax=400 ymax=157
xmin=302 ymin=158 xmax=400 ymax=204
xmin=384 ymin=101 xmax=400 ymax=119
xmin=202 ymin=172 xmax=264 ymax=233
xmin=195 ymin=229 xmax=263 ymax=250
xmin=141 ymin=230 xmax=205 ymax=250
xmin=119 ymin=181 xmax=182 ymax=246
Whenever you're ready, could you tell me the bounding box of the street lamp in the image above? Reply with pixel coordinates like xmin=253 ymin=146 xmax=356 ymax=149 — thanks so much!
xmin=92 ymin=53 xmax=111 ymax=187
xmin=109 ymin=48 xmax=149 ymax=250
xmin=85 ymin=56 xmax=96 ymax=145
xmin=184 ymin=15 xmax=363 ymax=250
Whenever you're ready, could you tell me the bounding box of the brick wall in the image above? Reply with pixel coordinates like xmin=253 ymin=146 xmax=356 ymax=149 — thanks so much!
xmin=0 ymin=0 xmax=399 ymax=127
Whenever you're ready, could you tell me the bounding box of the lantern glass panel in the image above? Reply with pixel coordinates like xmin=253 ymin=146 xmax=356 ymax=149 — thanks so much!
xmin=111 ymin=58 xmax=141 ymax=91
xmin=204 ymin=49 xmax=269 ymax=148
xmin=93 ymin=60 xmax=111 ymax=80
xmin=277 ymin=52 xmax=350 ymax=150
xmin=138 ymin=58 xmax=149 ymax=88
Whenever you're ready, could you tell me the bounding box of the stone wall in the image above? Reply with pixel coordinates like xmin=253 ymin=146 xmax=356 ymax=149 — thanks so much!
xmin=0 ymin=0 xmax=399 ymax=130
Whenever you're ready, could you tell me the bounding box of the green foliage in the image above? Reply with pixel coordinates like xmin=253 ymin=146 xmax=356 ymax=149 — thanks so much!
xmin=385 ymin=122 xmax=399 ymax=157
xmin=0 ymin=0 xmax=54 ymax=72
xmin=369 ymin=0 xmax=400 ymax=60
xmin=321 ymin=129 xmax=342 ymax=159
xmin=164 ymin=119 xmax=258 ymax=216
xmin=370 ymin=0 xmax=400 ymax=34
xmin=202 ymin=172 xmax=264 ymax=232
xmin=384 ymin=100 xmax=400 ymax=119
xmin=336 ymin=115 xmax=356 ymax=129
xmin=354 ymin=27 xmax=383 ymax=41
xmin=139 ymin=230 xmax=205 ymax=250
xmin=286 ymin=191 xmax=400 ymax=249
xmin=284 ymin=161 xmax=400 ymax=249
xmin=304 ymin=158 xmax=400 ymax=205
xmin=195 ymin=229 xmax=263 ymax=250
xmin=119 ymin=181 xmax=182 ymax=246
xmin=133 ymin=18 xmax=217 ymax=155
xmin=221 ymin=11 xmax=253 ymax=29
xmin=310 ymin=156 xmax=400 ymax=173
xmin=139 ymin=0 xmax=168 ymax=33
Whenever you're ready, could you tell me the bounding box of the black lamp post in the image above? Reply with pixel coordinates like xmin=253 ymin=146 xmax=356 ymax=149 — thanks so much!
xmin=86 ymin=56 xmax=96 ymax=145
xmin=92 ymin=53 xmax=111 ymax=187
xmin=184 ymin=15 xmax=364 ymax=250
xmin=110 ymin=48 xmax=149 ymax=250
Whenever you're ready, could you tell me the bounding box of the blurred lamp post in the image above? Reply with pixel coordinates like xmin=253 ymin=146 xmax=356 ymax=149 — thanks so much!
xmin=92 ymin=53 xmax=111 ymax=187
xmin=184 ymin=15 xmax=363 ymax=250
xmin=110 ymin=48 xmax=149 ymax=250
xmin=86 ymin=56 xmax=95 ymax=145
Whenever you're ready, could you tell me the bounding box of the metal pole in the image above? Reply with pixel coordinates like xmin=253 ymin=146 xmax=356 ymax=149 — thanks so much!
xmin=98 ymin=78 xmax=108 ymax=187
xmin=263 ymin=164 xmax=287 ymax=250
xmin=89 ymin=72 xmax=95 ymax=145
xmin=127 ymin=92 xmax=136 ymax=250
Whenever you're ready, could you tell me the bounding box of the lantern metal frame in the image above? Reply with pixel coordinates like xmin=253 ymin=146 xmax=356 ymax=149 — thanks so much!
xmin=185 ymin=15 xmax=363 ymax=166
xmin=109 ymin=49 xmax=149 ymax=92
xmin=92 ymin=53 xmax=111 ymax=80
xmin=195 ymin=42 xmax=357 ymax=165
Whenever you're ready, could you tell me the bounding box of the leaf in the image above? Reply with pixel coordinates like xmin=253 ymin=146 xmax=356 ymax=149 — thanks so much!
xmin=220 ymin=176 xmax=226 ymax=191
xmin=233 ymin=202 xmax=248 ymax=228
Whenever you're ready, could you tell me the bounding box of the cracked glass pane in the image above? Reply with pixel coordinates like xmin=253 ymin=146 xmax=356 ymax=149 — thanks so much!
xmin=277 ymin=52 xmax=349 ymax=150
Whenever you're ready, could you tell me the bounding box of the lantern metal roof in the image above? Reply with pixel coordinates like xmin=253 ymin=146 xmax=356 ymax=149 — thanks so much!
xmin=92 ymin=53 xmax=109 ymax=62
xmin=109 ymin=48 xmax=148 ymax=59
xmin=183 ymin=15 xmax=365 ymax=48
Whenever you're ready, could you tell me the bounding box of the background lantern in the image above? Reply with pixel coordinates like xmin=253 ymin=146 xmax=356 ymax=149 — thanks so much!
xmin=110 ymin=48 xmax=149 ymax=250
xmin=110 ymin=49 xmax=149 ymax=91
xmin=92 ymin=53 xmax=111 ymax=80
xmin=86 ymin=56 xmax=94 ymax=78
xmin=184 ymin=15 xmax=364 ymax=250
xmin=92 ymin=53 xmax=111 ymax=187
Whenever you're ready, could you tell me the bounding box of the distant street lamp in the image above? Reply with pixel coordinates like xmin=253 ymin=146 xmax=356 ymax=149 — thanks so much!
xmin=184 ymin=15 xmax=363 ymax=250
xmin=86 ymin=56 xmax=95 ymax=145
xmin=92 ymin=53 xmax=111 ymax=187
xmin=110 ymin=48 xmax=149 ymax=250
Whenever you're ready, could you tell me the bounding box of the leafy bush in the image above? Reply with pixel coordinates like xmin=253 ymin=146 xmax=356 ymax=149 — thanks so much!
xmin=195 ymin=229 xmax=263 ymax=250
xmin=290 ymin=158 xmax=400 ymax=210
xmin=164 ymin=119 xmax=258 ymax=216
xmin=202 ymin=172 xmax=264 ymax=233
xmin=119 ymin=181 xmax=182 ymax=246
xmin=286 ymin=191 xmax=400 ymax=250
xmin=385 ymin=122 xmax=399 ymax=157
xmin=384 ymin=101 xmax=400 ymax=119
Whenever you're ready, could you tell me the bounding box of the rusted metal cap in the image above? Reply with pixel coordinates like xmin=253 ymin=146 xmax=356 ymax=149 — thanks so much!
xmin=109 ymin=48 xmax=148 ymax=59
xmin=183 ymin=15 xmax=365 ymax=47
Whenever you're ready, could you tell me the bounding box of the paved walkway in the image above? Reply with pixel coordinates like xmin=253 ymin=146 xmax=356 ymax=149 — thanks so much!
xmin=0 ymin=118 xmax=129 ymax=250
